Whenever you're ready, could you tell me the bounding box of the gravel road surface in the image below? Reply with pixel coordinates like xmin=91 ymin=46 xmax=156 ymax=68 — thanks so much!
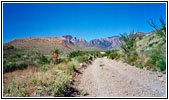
xmin=75 ymin=57 xmax=166 ymax=97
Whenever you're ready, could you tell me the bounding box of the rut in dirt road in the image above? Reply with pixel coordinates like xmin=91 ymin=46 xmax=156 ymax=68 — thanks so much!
xmin=75 ymin=57 xmax=166 ymax=97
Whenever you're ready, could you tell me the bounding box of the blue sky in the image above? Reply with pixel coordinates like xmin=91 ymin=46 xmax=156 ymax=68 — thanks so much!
xmin=3 ymin=3 xmax=166 ymax=43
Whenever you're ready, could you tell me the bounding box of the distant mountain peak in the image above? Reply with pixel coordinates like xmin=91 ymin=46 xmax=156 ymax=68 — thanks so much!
xmin=60 ymin=34 xmax=123 ymax=49
xmin=79 ymin=38 xmax=86 ymax=42
xmin=60 ymin=35 xmax=88 ymax=47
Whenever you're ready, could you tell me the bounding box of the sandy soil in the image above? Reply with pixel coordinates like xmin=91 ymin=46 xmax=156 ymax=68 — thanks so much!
xmin=74 ymin=57 xmax=166 ymax=97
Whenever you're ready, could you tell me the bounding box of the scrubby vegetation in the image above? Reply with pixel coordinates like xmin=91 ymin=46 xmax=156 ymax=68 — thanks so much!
xmin=3 ymin=45 xmax=50 ymax=72
xmin=35 ymin=72 xmax=72 ymax=97
xmin=67 ymin=50 xmax=103 ymax=64
xmin=3 ymin=76 xmax=29 ymax=97
xmin=3 ymin=44 xmax=102 ymax=97
xmin=106 ymin=17 xmax=166 ymax=72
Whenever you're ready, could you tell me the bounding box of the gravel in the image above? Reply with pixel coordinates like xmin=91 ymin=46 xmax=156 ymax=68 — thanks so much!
xmin=75 ymin=57 xmax=166 ymax=97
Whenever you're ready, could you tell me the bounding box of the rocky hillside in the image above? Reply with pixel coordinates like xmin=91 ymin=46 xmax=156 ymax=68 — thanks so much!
xmin=89 ymin=36 xmax=122 ymax=50
xmin=135 ymin=31 xmax=165 ymax=58
xmin=4 ymin=37 xmax=80 ymax=55
xmin=61 ymin=35 xmax=122 ymax=49
xmin=61 ymin=35 xmax=89 ymax=47
xmin=61 ymin=32 xmax=145 ymax=50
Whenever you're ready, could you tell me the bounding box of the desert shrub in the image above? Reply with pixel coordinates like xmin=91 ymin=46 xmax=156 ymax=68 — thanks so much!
xmin=68 ymin=51 xmax=83 ymax=58
xmin=35 ymin=72 xmax=72 ymax=96
xmin=93 ymin=51 xmax=101 ymax=58
xmin=120 ymin=32 xmax=138 ymax=64
xmin=151 ymin=67 xmax=158 ymax=71
xmin=77 ymin=56 xmax=88 ymax=63
xmin=51 ymin=49 xmax=60 ymax=64
xmin=135 ymin=62 xmax=144 ymax=68
xmin=145 ymin=59 xmax=154 ymax=67
xmin=3 ymin=45 xmax=49 ymax=72
xmin=99 ymin=64 xmax=104 ymax=67
xmin=88 ymin=55 xmax=95 ymax=61
xmin=3 ymin=60 xmax=7 ymax=72
xmin=157 ymin=59 xmax=166 ymax=71
xmin=79 ymin=89 xmax=88 ymax=96
xmin=40 ymin=65 xmax=49 ymax=71
xmin=15 ymin=54 xmax=22 ymax=58
xmin=38 ymin=55 xmax=49 ymax=65
xmin=4 ymin=61 xmax=29 ymax=72
xmin=149 ymin=43 xmax=153 ymax=47
xmin=146 ymin=49 xmax=160 ymax=66
xmin=108 ymin=52 xmax=118 ymax=59
xmin=66 ymin=62 xmax=77 ymax=74
xmin=30 ymin=75 xmax=38 ymax=84
xmin=19 ymin=61 xmax=28 ymax=69
xmin=115 ymin=53 xmax=121 ymax=60
xmin=148 ymin=16 xmax=166 ymax=42
xmin=145 ymin=47 xmax=166 ymax=71
xmin=58 ymin=57 xmax=71 ymax=63
xmin=3 ymin=62 xmax=15 ymax=72
xmin=131 ymin=52 xmax=138 ymax=61
xmin=8 ymin=62 xmax=17 ymax=72
xmin=140 ymin=49 xmax=144 ymax=53
xmin=4 ymin=77 xmax=29 ymax=97
xmin=138 ymin=36 xmax=143 ymax=40
xmin=120 ymin=32 xmax=137 ymax=54
xmin=105 ymin=50 xmax=111 ymax=56
xmin=68 ymin=51 xmax=101 ymax=59
xmin=124 ymin=52 xmax=139 ymax=65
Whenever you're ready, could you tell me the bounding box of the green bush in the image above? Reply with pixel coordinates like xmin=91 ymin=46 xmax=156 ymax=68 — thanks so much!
xmin=108 ymin=52 xmax=118 ymax=59
xmin=35 ymin=72 xmax=72 ymax=96
xmin=58 ymin=57 xmax=71 ymax=63
xmin=40 ymin=65 xmax=48 ymax=71
xmin=19 ymin=61 xmax=28 ymax=69
xmin=130 ymin=52 xmax=138 ymax=61
xmin=68 ymin=51 xmax=83 ymax=58
xmin=135 ymin=62 xmax=144 ymax=68
xmin=157 ymin=59 xmax=166 ymax=71
xmin=38 ymin=55 xmax=49 ymax=65
xmin=149 ymin=43 xmax=153 ymax=47
xmin=8 ymin=62 xmax=17 ymax=72
xmin=115 ymin=53 xmax=121 ymax=60
xmin=105 ymin=50 xmax=111 ymax=56
xmin=79 ymin=89 xmax=88 ymax=96
xmin=66 ymin=62 xmax=77 ymax=74
xmin=138 ymin=36 xmax=143 ymax=40
xmin=3 ymin=60 xmax=7 ymax=70
xmin=151 ymin=67 xmax=158 ymax=71
xmin=88 ymin=55 xmax=95 ymax=61
xmin=146 ymin=53 xmax=159 ymax=66
xmin=93 ymin=52 xmax=101 ymax=58
xmin=77 ymin=56 xmax=88 ymax=63
xmin=3 ymin=45 xmax=50 ymax=72
xmin=15 ymin=54 xmax=22 ymax=58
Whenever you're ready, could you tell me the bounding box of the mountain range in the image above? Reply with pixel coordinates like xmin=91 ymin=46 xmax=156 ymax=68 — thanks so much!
xmin=4 ymin=32 xmax=145 ymax=55
xmin=61 ymin=32 xmax=145 ymax=49
xmin=61 ymin=35 xmax=122 ymax=49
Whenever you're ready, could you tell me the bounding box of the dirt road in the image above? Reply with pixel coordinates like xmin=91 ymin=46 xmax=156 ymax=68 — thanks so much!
xmin=75 ymin=57 xmax=166 ymax=97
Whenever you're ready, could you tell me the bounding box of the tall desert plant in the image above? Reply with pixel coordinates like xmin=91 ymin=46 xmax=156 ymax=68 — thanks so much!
xmin=148 ymin=16 xmax=166 ymax=42
xmin=52 ymin=49 xmax=59 ymax=64
xmin=120 ymin=31 xmax=138 ymax=63
xmin=120 ymin=31 xmax=137 ymax=54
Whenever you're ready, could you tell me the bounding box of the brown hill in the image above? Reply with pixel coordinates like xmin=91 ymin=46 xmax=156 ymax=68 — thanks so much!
xmin=4 ymin=37 xmax=79 ymax=55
